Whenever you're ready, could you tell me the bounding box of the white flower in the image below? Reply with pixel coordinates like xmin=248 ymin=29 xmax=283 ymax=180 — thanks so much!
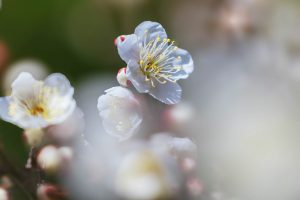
xmin=115 ymin=150 xmax=171 ymax=200
xmin=97 ymin=86 xmax=142 ymax=141
xmin=0 ymin=72 xmax=76 ymax=129
xmin=115 ymin=21 xmax=194 ymax=104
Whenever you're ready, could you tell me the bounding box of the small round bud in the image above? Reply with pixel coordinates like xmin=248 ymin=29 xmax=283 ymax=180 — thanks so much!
xmin=164 ymin=102 xmax=195 ymax=129
xmin=23 ymin=129 xmax=44 ymax=147
xmin=0 ymin=187 xmax=9 ymax=200
xmin=37 ymin=146 xmax=61 ymax=173
xmin=117 ymin=67 xmax=130 ymax=87
xmin=181 ymin=157 xmax=196 ymax=172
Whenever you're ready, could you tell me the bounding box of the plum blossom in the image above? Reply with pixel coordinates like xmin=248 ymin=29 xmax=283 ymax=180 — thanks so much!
xmin=0 ymin=72 xmax=76 ymax=129
xmin=97 ymin=86 xmax=142 ymax=141
xmin=115 ymin=149 xmax=176 ymax=200
xmin=115 ymin=21 xmax=194 ymax=104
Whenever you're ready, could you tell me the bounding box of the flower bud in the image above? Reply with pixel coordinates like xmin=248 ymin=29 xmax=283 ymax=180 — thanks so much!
xmin=37 ymin=184 xmax=66 ymax=200
xmin=58 ymin=146 xmax=73 ymax=163
xmin=23 ymin=129 xmax=44 ymax=147
xmin=117 ymin=67 xmax=130 ymax=87
xmin=164 ymin=102 xmax=195 ymax=129
xmin=37 ymin=146 xmax=61 ymax=173
xmin=181 ymin=157 xmax=196 ymax=172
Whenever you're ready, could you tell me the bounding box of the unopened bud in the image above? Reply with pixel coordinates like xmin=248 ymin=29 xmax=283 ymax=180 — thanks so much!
xmin=0 ymin=187 xmax=9 ymax=200
xmin=164 ymin=102 xmax=195 ymax=129
xmin=181 ymin=157 xmax=196 ymax=172
xmin=37 ymin=146 xmax=61 ymax=173
xmin=117 ymin=67 xmax=130 ymax=87
xmin=58 ymin=147 xmax=73 ymax=163
xmin=37 ymin=184 xmax=66 ymax=200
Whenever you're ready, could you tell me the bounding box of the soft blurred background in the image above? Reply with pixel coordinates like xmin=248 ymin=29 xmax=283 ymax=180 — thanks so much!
xmin=1 ymin=0 xmax=300 ymax=199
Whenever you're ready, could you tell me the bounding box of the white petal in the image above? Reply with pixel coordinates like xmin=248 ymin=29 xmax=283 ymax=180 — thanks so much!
xmin=0 ymin=97 xmax=13 ymax=122
xmin=126 ymin=60 xmax=151 ymax=93
xmin=134 ymin=21 xmax=168 ymax=43
xmin=105 ymin=86 xmax=135 ymax=99
xmin=44 ymin=73 xmax=74 ymax=97
xmin=11 ymin=72 xmax=40 ymax=100
xmin=171 ymin=48 xmax=194 ymax=79
xmin=117 ymin=34 xmax=140 ymax=63
xmin=149 ymin=81 xmax=182 ymax=105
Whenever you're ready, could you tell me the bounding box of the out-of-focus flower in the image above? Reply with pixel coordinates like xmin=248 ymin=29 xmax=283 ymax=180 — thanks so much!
xmin=0 ymin=187 xmax=9 ymax=200
xmin=97 ymin=86 xmax=142 ymax=141
xmin=2 ymin=59 xmax=49 ymax=94
xmin=115 ymin=150 xmax=171 ymax=200
xmin=23 ymin=129 xmax=44 ymax=147
xmin=115 ymin=21 xmax=194 ymax=104
xmin=150 ymin=133 xmax=197 ymax=158
xmin=0 ymin=72 xmax=76 ymax=129
xmin=117 ymin=67 xmax=130 ymax=87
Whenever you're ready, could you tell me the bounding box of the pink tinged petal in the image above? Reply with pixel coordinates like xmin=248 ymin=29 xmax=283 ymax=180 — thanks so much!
xmin=149 ymin=81 xmax=182 ymax=105
xmin=126 ymin=60 xmax=151 ymax=93
xmin=116 ymin=34 xmax=140 ymax=63
xmin=134 ymin=21 xmax=168 ymax=42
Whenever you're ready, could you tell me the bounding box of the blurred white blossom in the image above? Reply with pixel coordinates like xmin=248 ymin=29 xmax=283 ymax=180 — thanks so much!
xmin=115 ymin=21 xmax=194 ymax=104
xmin=97 ymin=86 xmax=142 ymax=141
xmin=115 ymin=149 xmax=173 ymax=200
xmin=150 ymin=133 xmax=197 ymax=159
xmin=0 ymin=72 xmax=76 ymax=129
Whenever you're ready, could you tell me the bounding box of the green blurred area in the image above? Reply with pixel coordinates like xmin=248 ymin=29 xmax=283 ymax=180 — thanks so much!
xmin=0 ymin=0 xmax=166 ymax=165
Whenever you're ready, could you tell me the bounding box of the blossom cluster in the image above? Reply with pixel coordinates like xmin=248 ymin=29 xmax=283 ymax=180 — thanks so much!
xmin=0 ymin=21 xmax=198 ymax=200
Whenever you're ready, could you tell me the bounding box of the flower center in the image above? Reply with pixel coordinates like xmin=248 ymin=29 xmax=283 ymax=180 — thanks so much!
xmin=29 ymin=104 xmax=46 ymax=116
xmin=139 ymin=36 xmax=182 ymax=87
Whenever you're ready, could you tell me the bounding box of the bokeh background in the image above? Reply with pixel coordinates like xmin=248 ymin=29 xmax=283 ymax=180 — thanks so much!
xmin=1 ymin=0 xmax=300 ymax=199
